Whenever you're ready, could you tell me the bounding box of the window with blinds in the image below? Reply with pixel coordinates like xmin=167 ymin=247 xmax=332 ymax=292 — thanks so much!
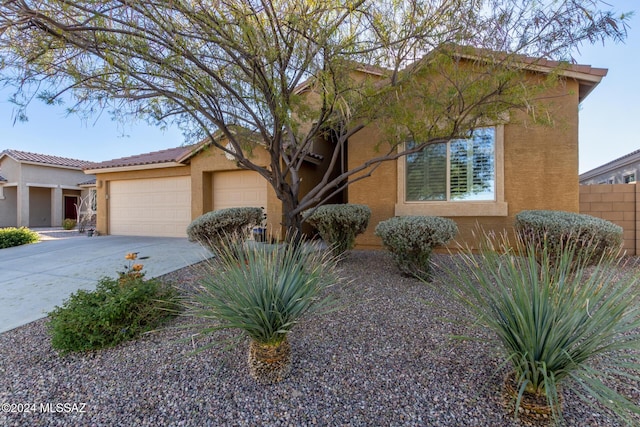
xmin=406 ymin=128 xmax=495 ymax=202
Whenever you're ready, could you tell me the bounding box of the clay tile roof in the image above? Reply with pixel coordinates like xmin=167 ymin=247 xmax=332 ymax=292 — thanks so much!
xmin=86 ymin=145 xmax=198 ymax=170
xmin=1 ymin=149 xmax=93 ymax=169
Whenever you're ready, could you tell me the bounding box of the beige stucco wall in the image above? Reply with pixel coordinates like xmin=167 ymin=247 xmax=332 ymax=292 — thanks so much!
xmin=347 ymin=78 xmax=581 ymax=249
xmin=0 ymin=157 xmax=20 ymax=181
xmin=0 ymin=187 xmax=17 ymax=227
xmin=0 ymin=157 xmax=20 ymax=226
xmin=20 ymin=163 xmax=89 ymax=187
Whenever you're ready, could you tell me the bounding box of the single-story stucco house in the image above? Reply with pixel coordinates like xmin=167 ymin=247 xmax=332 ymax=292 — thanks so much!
xmin=84 ymin=54 xmax=607 ymax=248
xmin=0 ymin=149 xmax=96 ymax=228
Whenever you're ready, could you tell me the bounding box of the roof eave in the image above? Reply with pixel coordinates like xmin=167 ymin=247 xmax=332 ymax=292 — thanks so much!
xmin=580 ymin=150 xmax=640 ymax=181
xmin=452 ymin=51 xmax=607 ymax=102
xmin=525 ymin=64 xmax=606 ymax=102
xmin=84 ymin=162 xmax=187 ymax=174
xmin=16 ymin=160 xmax=86 ymax=171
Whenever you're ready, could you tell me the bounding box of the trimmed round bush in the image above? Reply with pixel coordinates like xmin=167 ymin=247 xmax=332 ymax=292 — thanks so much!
xmin=187 ymin=207 xmax=263 ymax=250
xmin=0 ymin=227 xmax=39 ymax=249
xmin=303 ymin=204 xmax=371 ymax=254
xmin=515 ymin=210 xmax=623 ymax=265
xmin=375 ymin=216 xmax=457 ymax=280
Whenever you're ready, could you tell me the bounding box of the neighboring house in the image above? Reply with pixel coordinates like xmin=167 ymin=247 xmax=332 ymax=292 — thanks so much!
xmin=0 ymin=149 xmax=96 ymax=228
xmin=579 ymin=149 xmax=640 ymax=185
xmin=84 ymin=55 xmax=607 ymax=247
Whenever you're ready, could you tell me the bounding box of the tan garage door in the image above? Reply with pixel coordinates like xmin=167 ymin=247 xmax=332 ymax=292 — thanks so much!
xmin=213 ymin=170 xmax=267 ymax=210
xmin=110 ymin=176 xmax=191 ymax=237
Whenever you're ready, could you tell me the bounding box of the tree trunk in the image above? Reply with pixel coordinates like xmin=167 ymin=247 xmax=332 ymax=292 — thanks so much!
xmin=280 ymin=190 xmax=304 ymax=242
xmin=502 ymin=371 xmax=562 ymax=425
xmin=247 ymin=338 xmax=291 ymax=384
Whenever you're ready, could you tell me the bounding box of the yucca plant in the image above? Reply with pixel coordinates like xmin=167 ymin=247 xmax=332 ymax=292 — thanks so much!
xmin=183 ymin=236 xmax=339 ymax=384
xmin=440 ymin=230 xmax=640 ymax=425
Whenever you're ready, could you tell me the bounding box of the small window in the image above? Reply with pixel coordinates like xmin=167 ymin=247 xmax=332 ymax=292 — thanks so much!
xmin=624 ymin=173 xmax=636 ymax=184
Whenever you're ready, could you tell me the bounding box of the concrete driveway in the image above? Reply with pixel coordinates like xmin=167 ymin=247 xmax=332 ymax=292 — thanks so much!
xmin=0 ymin=233 xmax=211 ymax=333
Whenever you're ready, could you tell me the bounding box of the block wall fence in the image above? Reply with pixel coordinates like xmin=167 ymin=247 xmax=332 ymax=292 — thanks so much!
xmin=579 ymin=183 xmax=640 ymax=256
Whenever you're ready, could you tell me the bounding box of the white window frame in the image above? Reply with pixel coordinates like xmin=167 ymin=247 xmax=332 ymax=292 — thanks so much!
xmin=623 ymin=172 xmax=636 ymax=184
xmin=396 ymin=125 xmax=508 ymax=217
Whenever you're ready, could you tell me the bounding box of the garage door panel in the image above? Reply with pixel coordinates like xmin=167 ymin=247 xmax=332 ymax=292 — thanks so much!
xmin=213 ymin=171 xmax=267 ymax=211
xmin=110 ymin=176 xmax=191 ymax=237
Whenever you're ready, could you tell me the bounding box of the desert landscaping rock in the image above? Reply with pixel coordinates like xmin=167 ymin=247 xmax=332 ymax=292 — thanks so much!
xmin=1 ymin=251 xmax=638 ymax=426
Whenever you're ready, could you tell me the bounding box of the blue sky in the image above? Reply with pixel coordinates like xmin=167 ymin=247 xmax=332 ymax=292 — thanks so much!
xmin=0 ymin=1 xmax=637 ymax=173
xmin=575 ymin=0 xmax=639 ymax=173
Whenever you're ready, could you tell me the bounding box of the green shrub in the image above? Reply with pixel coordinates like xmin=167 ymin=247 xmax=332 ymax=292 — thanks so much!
xmin=62 ymin=218 xmax=77 ymax=230
xmin=186 ymin=207 xmax=263 ymax=250
xmin=0 ymin=227 xmax=40 ymax=249
xmin=441 ymin=230 xmax=640 ymax=424
xmin=47 ymin=258 xmax=178 ymax=354
xmin=303 ymin=204 xmax=371 ymax=254
xmin=375 ymin=216 xmax=457 ymax=280
xmin=515 ymin=210 xmax=623 ymax=265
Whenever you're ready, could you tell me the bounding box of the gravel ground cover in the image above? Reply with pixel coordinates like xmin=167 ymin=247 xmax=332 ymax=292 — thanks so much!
xmin=1 ymin=250 xmax=638 ymax=426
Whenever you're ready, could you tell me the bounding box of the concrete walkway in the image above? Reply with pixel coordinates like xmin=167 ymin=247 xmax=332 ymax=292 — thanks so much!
xmin=0 ymin=232 xmax=211 ymax=333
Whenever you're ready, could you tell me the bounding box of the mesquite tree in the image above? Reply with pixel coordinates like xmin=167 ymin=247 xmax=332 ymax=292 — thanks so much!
xmin=0 ymin=0 xmax=630 ymax=235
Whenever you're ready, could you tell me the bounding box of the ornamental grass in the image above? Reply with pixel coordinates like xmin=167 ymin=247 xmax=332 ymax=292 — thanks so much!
xmin=182 ymin=235 xmax=340 ymax=383
xmin=440 ymin=230 xmax=640 ymax=424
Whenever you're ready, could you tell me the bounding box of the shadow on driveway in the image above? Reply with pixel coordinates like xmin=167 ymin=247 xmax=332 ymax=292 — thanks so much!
xmin=0 ymin=235 xmax=211 ymax=333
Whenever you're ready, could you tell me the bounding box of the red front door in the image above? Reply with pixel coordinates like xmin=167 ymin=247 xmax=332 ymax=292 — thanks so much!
xmin=64 ymin=196 xmax=77 ymax=220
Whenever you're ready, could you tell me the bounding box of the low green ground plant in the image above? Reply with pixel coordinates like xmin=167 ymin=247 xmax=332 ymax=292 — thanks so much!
xmin=375 ymin=216 xmax=457 ymax=280
xmin=304 ymin=204 xmax=371 ymax=254
xmin=187 ymin=207 xmax=263 ymax=250
xmin=515 ymin=210 xmax=623 ymax=265
xmin=440 ymin=230 xmax=640 ymax=424
xmin=62 ymin=218 xmax=77 ymax=230
xmin=182 ymin=235 xmax=340 ymax=383
xmin=48 ymin=254 xmax=178 ymax=354
xmin=0 ymin=226 xmax=39 ymax=249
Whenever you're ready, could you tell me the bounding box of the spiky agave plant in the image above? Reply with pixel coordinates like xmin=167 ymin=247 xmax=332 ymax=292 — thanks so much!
xmin=441 ymin=230 xmax=640 ymax=424
xmin=184 ymin=236 xmax=339 ymax=384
